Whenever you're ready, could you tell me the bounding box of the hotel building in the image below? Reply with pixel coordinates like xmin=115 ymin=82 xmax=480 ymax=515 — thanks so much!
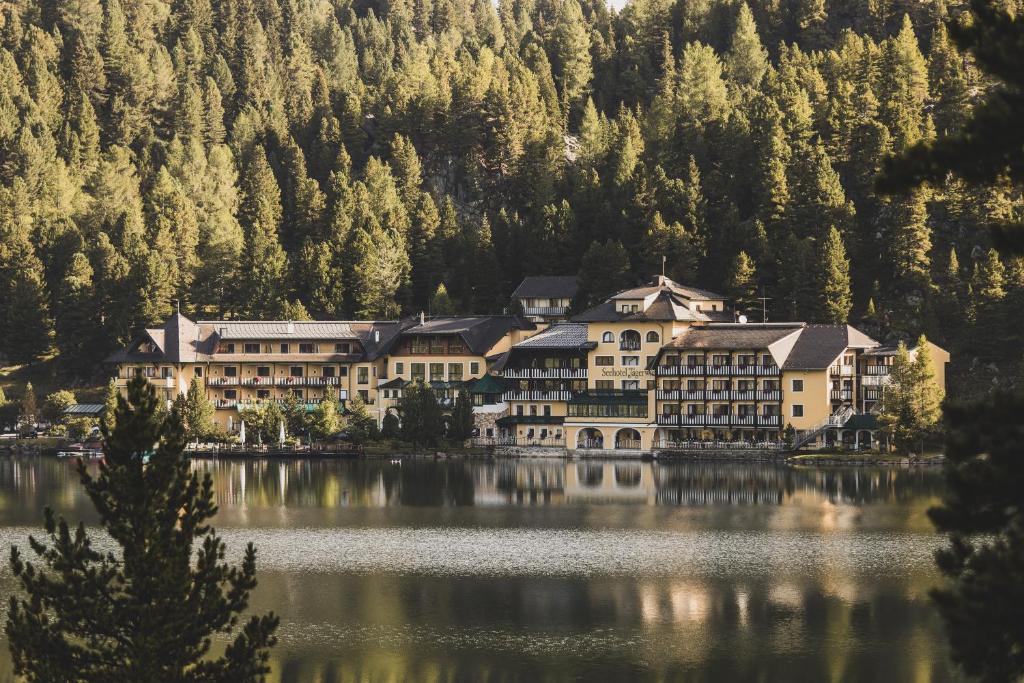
xmin=108 ymin=275 xmax=948 ymax=451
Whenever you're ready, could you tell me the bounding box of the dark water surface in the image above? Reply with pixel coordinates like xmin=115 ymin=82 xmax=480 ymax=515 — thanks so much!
xmin=0 ymin=456 xmax=961 ymax=682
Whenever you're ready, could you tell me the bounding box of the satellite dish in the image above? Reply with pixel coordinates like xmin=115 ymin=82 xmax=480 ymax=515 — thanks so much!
xmin=738 ymin=314 xmax=748 ymax=324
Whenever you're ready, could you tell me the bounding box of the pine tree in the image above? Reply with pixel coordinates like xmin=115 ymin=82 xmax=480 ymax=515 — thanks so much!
xmin=726 ymin=3 xmax=768 ymax=88
xmin=344 ymin=393 xmax=377 ymax=444
xmin=101 ymin=378 xmax=118 ymax=433
xmin=449 ymin=388 xmax=474 ymax=441
xmin=430 ymin=283 xmax=456 ymax=315
xmin=236 ymin=148 xmax=288 ymax=318
xmin=973 ymin=248 xmax=1006 ymax=303
xmin=309 ymin=392 xmax=341 ymax=442
xmin=817 ymin=227 xmax=853 ymax=323
xmin=399 ymin=381 xmax=443 ymax=448
xmin=551 ymin=0 xmax=593 ymax=114
xmin=19 ymin=383 xmax=37 ymax=430
xmin=724 ymin=251 xmax=757 ymax=316
xmin=877 ymin=338 xmax=942 ymax=454
xmin=0 ymin=239 xmax=54 ymax=364
xmin=576 ymin=240 xmax=632 ymax=309
xmin=6 ymin=376 xmax=278 ymax=680
xmin=180 ymin=377 xmax=214 ymax=443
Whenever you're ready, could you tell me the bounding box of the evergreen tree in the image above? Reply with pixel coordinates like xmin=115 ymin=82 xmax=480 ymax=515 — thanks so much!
xmin=381 ymin=411 xmax=401 ymax=440
xmin=430 ymin=283 xmax=456 ymax=315
xmin=344 ymin=393 xmax=376 ymax=444
xmin=102 ymin=378 xmax=119 ymax=433
xmin=816 ymin=227 xmax=853 ymax=323
xmin=236 ymin=148 xmax=288 ymax=318
xmin=877 ymin=338 xmax=942 ymax=453
xmin=399 ymin=381 xmax=443 ymax=448
xmin=726 ymin=251 xmax=758 ymax=316
xmin=309 ymin=392 xmax=341 ymax=441
xmin=576 ymin=240 xmax=631 ymax=309
xmin=726 ymin=3 xmax=769 ymax=88
xmin=449 ymin=388 xmax=474 ymax=441
xmin=19 ymin=383 xmax=37 ymax=430
xmin=180 ymin=377 xmax=214 ymax=443
xmin=6 ymin=376 xmax=278 ymax=680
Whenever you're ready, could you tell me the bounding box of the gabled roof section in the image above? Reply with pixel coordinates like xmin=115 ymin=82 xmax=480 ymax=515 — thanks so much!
xmin=571 ymin=275 xmax=727 ymax=323
xmin=512 ymin=276 xmax=579 ymax=299
xmin=782 ymin=325 xmax=880 ymax=370
xmin=663 ymin=324 xmax=805 ymax=350
xmin=352 ymin=321 xmax=409 ymax=360
xmin=400 ymin=316 xmax=535 ymax=355
xmin=204 ymin=321 xmax=359 ymax=340
xmin=513 ymin=323 xmax=594 ymax=349
xmin=106 ymin=313 xmax=202 ymax=363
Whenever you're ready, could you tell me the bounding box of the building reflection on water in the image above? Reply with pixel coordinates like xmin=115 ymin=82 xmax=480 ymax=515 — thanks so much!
xmin=0 ymin=456 xmax=959 ymax=683
xmin=177 ymin=457 xmax=945 ymax=514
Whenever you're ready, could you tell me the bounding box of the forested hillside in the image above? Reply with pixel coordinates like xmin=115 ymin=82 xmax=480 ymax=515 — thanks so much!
xmin=0 ymin=0 xmax=1020 ymax=392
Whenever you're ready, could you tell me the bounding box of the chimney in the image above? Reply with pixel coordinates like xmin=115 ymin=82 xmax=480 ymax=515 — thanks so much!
xmin=287 ymin=320 xmax=294 ymax=334
xmin=419 ymin=311 xmax=425 ymax=325
xmin=374 ymin=330 xmax=381 ymax=343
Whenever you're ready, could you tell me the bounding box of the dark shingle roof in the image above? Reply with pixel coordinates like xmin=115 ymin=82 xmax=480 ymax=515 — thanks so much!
xmin=512 ymin=276 xmax=579 ymax=299
xmin=664 ymin=324 xmax=804 ymax=350
xmin=782 ymin=325 xmax=879 ymax=370
xmin=401 ymin=316 xmax=534 ymax=355
xmin=513 ymin=323 xmax=593 ymax=349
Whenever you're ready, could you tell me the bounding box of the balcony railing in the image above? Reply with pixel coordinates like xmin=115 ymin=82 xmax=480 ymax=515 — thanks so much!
xmin=863 ymin=388 xmax=882 ymax=401
xmin=864 ymin=365 xmax=890 ymax=375
xmin=831 ymin=365 xmax=855 ymax=376
xmin=503 ymin=368 xmax=587 ymax=379
xmin=209 ymin=377 xmax=240 ymax=386
xmin=522 ymin=306 xmax=569 ymax=317
xmin=655 ymin=365 xmax=780 ymax=377
xmin=502 ymin=390 xmax=574 ymax=402
xmin=831 ymin=389 xmax=854 ymax=401
xmin=619 ymin=342 xmax=642 ymax=351
xmin=657 ymin=414 xmax=783 ymax=428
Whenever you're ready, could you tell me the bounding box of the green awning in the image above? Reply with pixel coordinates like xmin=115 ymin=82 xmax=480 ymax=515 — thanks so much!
xmin=469 ymin=374 xmax=506 ymax=394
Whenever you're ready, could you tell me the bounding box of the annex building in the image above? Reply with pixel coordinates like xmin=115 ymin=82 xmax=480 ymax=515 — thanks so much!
xmin=108 ymin=275 xmax=948 ymax=452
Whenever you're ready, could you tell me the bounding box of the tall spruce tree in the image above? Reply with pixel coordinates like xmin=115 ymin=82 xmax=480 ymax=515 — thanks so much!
xmin=816 ymin=227 xmax=853 ymax=323
xmin=6 ymin=375 xmax=278 ymax=680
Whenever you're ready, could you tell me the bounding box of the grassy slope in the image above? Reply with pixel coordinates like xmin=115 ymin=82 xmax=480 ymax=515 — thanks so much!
xmin=0 ymin=355 xmax=104 ymax=403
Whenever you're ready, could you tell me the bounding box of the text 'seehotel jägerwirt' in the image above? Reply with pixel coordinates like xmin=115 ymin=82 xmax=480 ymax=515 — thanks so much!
xmin=108 ymin=275 xmax=947 ymax=452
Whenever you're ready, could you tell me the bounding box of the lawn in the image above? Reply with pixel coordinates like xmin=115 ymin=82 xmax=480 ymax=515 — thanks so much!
xmin=0 ymin=355 xmax=105 ymax=404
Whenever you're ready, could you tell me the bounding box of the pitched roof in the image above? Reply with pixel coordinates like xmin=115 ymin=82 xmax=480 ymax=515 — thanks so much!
xmin=63 ymin=404 xmax=105 ymax=416
xmin=513 ymin=323 xmax=593 ymax=349
xmin=663 ymin=324 xmax=804 ymax=350
xmin=572 ymin=291 xmax=710 ymax=323
xmin=782 ymin=325 xmax=879 ymax=370
xmin=512 ymin=276 xmax=579 ymax=299
xmin=205 ymin=321 xmax=358 ymax=339
xmin=400 ymin=316 xmax=534 ymax=355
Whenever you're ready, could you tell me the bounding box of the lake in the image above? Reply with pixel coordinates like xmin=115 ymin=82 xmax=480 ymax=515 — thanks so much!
xmin=0 ymin=456 xmax=962 ymax=682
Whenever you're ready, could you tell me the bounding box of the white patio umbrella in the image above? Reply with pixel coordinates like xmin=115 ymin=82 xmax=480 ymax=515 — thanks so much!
xmin=239 ymin=420 xmax=246 ymax=445
xmin=279 ymin=420 xmax=286 ymax=446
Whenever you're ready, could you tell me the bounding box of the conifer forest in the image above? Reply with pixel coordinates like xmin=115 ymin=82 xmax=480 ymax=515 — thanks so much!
xmin=0 ymin=0 xmax=1020 ymax=393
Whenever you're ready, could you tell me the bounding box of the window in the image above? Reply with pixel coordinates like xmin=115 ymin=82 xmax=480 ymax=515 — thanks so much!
xmin=791 ymin=379 xmax=804 ymax=392
xmin=792 ymin=404 xmax=804 ymax=417
xmin=299 ymin=343 xmax=315 ymax=353
xmin=619 ymin=330 xmax=641 ymax=351
xmin=449 ymin=340 xmax=466 ymax=354
xmin=194 ymin=367 xmax=203 ymax=377
xmin=339 ymin=367 xmax=348 ymax=377
xmin=411 ymin=338 xmax=430 ymax=354
xmin=430 ymin=338 xmax=445 ymax=354
xmin=323 ymin=366 xmax=335 ymax=377
xmin=224 ymin=366 xmax=237 ymax=377
xmin=244 ymin=343 xmax=260 ymax=354
xmin=516 ymin=405 xmax=524 ymax=416
xmin=292 ymin=389 xmax=303 ymax=398
xmin=280 ymin=343 xmax=289 ymax=353
xmin=529 ymin=405 xmax=537 ymax=416
xmin=358 ymin=390 xmax=369 ymax=402
xmin=289 ymin=366 xmax=303 ymax=377
xmin=601 ymin=331 xmax=613 ymax=343
xmin=161 ymin=367 xmax=172 ymax=378
xmin=687 ymin=355 xmax=702 ymax=366
xmin=357 ymin=367 xmax=369 ymax=384
xmin=335 ymin=343 xmax=350 ymax=354
xmin=595 ymin=356 xmax=614 ymax=366
xmin=224 ymin=389 xmax=237 ymax=399
xmin=622 ymin=356 xmax=639 ymax=366
xmin=595 ymin=380 xmax=614 ymax=390
xmin=219 ymin=343 xmax=235 ymax=353
xmin=623 ymin=380 xmax=639 ymax=390
xmin=257 ymin=389 xmax=270 ymax=399
xmin=411 ymin=363 xmax=425 ymax=382
xmin=448 ymin=363 xmax=463 ymax=381
xmin=646 ymin=331 xmax=660 ymax=343
xmin=470 ymin=362 xmax=480 ymax=375
xmin=543 ymin=405 xmax=551 ymax=416
xmin=712 ymin=354 xmax=729 ymax=366
xmin=647 ymin=380 xmax=656 ymax=390
xmin=395 ymin=362 xmax=404 ymax=375
xmin=429 ymin=363 xmax=444 ymax=381
xmin=257 ymin=366 xmax=271 ymax=377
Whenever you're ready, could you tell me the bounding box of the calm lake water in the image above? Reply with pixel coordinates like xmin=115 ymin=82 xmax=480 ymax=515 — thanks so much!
xmin=0 ymin=456 xmax=962 ymax=682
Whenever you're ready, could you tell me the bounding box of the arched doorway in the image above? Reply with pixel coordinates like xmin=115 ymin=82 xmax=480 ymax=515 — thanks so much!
xmin=576 ymin=428 xmax=604 ymax=449
xmin=615 ymin=428 xmax=641 ymax=450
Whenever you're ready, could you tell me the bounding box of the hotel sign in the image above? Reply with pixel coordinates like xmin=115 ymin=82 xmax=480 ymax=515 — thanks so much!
xmin=599 ymin=368 xmax=654 ymax=378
